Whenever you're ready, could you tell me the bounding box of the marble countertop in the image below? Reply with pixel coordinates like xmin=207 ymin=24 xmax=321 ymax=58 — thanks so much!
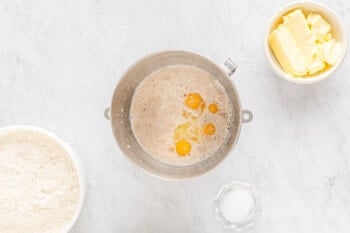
xmin=1 ymin=0 xmax=350 ymax=232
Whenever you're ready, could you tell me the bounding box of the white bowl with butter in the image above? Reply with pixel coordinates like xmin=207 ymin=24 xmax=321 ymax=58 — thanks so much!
xmin=265 ymin=1 xmax=347 ymax=84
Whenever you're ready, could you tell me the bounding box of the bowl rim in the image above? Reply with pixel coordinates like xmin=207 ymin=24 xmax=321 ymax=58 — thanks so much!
xmin=0 ymin=125 xmax=86 ymax=233
xmin=264 ymin=1 xmax=348 ymax=84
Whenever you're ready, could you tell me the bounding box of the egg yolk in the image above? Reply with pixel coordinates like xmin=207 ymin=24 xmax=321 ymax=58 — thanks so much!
xmin=202 ymin=123 xmax=216 ymax=135
xmin=209 ymin=103 xmax=218 ymax=113
xmin=185 ymin=93 xmax=203 ymax=110
xmin=175 ymin=139 xmax=191 ymax=156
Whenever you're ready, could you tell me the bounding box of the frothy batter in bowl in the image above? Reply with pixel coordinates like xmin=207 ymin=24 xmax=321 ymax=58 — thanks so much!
xmin=130 ymin=65 xmax=233 ymax=166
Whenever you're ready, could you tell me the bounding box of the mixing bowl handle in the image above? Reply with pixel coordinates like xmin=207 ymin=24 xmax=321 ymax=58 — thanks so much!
xmin=104 ymin=107 xmax=111 ymax=120
xmin=242 ymin=110 xmax=253 ymax=123
xmin=223 ymin=58 xmax=238 ymax=76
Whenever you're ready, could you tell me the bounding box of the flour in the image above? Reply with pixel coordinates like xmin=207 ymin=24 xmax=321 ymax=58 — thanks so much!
xmin=0 ymin=130 xmax=80 ymax=233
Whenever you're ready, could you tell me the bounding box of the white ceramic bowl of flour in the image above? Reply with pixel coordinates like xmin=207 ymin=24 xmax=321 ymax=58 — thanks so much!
xmin=0 ymin=125 xmax=85 ymax=233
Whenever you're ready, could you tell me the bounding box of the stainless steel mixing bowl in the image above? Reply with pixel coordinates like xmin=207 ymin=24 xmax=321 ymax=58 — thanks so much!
xmin=105 ymin=50 xmax=252 ymax=180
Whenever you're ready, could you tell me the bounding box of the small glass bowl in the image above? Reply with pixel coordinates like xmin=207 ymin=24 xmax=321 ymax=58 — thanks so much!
xmin=214 ymin=182 xmax=262 ymax=231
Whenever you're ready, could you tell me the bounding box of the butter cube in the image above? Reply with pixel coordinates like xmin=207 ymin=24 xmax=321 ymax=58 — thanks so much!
xmin=307 ymin=13 xmax=331 ymax=36
xmin=269 ymin=25 xmax=307 ymax=76
xmin=283 ymin=9 xmax=315 ymax=43
xmin=283 ymin=9 xmax=317 ymax=67
xmin=321 ymin=39 xmax=343 ymax=65
xmin=308 ymin=56 xmax=325 ymax=75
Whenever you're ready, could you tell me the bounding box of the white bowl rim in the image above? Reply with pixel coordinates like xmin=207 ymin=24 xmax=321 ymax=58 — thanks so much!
xmin=0 ymin=125 xmax=86 ymax=233
xmin=264 ymin=0 xmax=348 ymax=84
